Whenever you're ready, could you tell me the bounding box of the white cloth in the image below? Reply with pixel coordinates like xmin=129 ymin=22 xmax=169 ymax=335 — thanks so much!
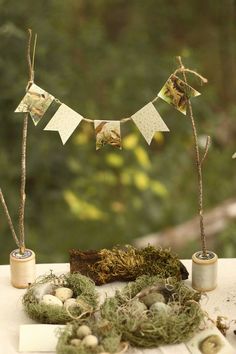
xmin=0 ymin=260 xmax=236 ymax=353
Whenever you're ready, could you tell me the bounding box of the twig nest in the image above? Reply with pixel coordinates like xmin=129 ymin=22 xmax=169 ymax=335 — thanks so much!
xmin=149 ymin=302 xmax=170 ymax=315
xmin=41 ymin=294 xmax=63 ymax=307
xmin=70 ymin=338 xmax=81 ymax=347
xmin=55 ymin=287 xmax=73 ymax=302
xmin=76 ymin=325 xmax=92 ymax=338
xmin=64 ymin=298 xmax=77 ymax=309
xmin=57 ymin=318 xmax=125 ymax=354
xmin=23 ymin=272 xmax=98 ymax=324
xmin=101 ymin=275 xmax=204 ymax=347
xmin=82 ymin=334 xmax=98 ymax=348
xmin=141 ymin=293 xmax=165 ymax=307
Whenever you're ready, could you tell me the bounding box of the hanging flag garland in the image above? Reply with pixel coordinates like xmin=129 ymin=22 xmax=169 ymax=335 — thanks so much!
xmin=15 ymin=71 xmax=203 ymax=148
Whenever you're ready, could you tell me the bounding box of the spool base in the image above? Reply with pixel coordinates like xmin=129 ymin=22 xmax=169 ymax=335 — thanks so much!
xmin=192 ymin=251 xmax=218 ymax=292
xmin=10 ymin=249 xmax=36 ymax=289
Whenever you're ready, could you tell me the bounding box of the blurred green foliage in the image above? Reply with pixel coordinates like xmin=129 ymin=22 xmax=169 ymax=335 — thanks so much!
xmin=0 ymin=0 xmax=236 ymax=263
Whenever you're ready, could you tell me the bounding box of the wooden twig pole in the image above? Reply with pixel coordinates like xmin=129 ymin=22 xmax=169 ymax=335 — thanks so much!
xmin=0 ymin=189 xmax=20 ymax=247
xmin=18 ymin=29 xmax=37 ymax=254
xmin=176 ymin=56 xmax=208 ymax=256
xmin=0 ymin=29 xmax=36 ymax=253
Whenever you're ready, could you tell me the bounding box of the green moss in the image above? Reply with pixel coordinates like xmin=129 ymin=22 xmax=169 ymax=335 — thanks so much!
xmin=56 ymin=318 xmax=123 ymax=354
xmin=86 ymin=245 xmax=188 ymax=284
xmin=23 ymin=272 xmax=98 ymax=324
xmin=101 ymin=275 xmax=204 ymax=347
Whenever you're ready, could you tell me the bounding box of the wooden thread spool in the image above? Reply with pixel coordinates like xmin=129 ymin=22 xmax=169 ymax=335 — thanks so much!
xmin=192 ymin=251 xmax=218 ymax=292
xmin=10 ymin=249 xmax=36 ymax=288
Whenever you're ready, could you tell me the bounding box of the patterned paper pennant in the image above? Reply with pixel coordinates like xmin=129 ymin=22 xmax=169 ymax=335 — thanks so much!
xmin=44 ymin=103 xmax=83 ymax=144
xmin=15 ymin=83 xmax=54 ymax=125
xmin=94 ymin=120 xmax=121 ymax=150
xmin=232 ymin=152 xmax=236 ymax=159
xmin=158 ymin=74 xmax=201 ymax=115
xmin=131 ymin=102 xmax=169 ymax=144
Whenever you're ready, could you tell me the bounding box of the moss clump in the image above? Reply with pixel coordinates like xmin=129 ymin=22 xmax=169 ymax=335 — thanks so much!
xmin=101 ymin=275 xmax=203 ymax=348
xmin=70 ymin=245 xmax=188 ymax=285
xmin=56 ymin=318 xmax=125 ymax=354
xmin=23 ymin=272 xmax=98 ymax=324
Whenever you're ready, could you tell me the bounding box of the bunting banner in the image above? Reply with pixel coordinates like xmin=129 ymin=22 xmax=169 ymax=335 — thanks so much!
xmin=14 ymin=72 xmax=203 ymax=148
xmin=131 ymin=102 xmax=169 ymax=144
xmin=15 ymin=84 xmax=54 ymax=125
xmin=232 ymin=152 xmax=236 ymax=159
xmin=94 ymin=120 xmax=121 ymax=150
xmin=44 ymin=103 xmax=83 ymax=145
xmin=158 ymin=74 xmax=200 ymax=115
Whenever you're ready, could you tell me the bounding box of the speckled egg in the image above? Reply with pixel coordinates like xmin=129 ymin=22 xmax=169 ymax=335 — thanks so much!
xmin=82 ymin=334 xmax=98 ymax=348
xmin=141 ymin=293 xmax=165 ymax=307
xmin=76 ymin=325 xmax=92 ymax=339
xmin=55 ymin=287 xmax=73 ymax=302
xmin=64 ymin=298 xmax=77 ymax=309
xmin=40 ymin=294 xmax=63 ymax=307
xmin=70 ymin=338 xmax=81 ymax=346
xmin=150 ymin=302 xmax=170 ymax=316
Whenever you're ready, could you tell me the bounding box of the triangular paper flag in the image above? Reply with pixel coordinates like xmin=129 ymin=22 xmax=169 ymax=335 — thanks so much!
xmin=15 ymin=83 xmax=54 ymax=125
xmin=131 ymin=102 xmax=169 ymax=144
xmin=44 ymin=104 xmax=83 ymax=144
xmin=158 ymin=74 xmax=201 ymax=115
xmin=94 ymin=120 xmax=121 ymax=150
xmin=232 ymin=152 xmax=236 ymax=159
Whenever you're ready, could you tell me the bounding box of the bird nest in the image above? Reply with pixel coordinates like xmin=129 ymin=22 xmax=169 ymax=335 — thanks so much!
xmin=101 ymin=275 xmax=204 ymax=348
xmin=56 ymin=317 xmax=128 ymax=354
xmin=22 ymin=272 xmax=98 ymax=324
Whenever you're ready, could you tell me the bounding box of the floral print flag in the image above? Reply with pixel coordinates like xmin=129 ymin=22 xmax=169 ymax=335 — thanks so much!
xmin=15 ymin=83 xmax=54 ymax=125
xmin=158 ymin=74 xmax=200 ymax=115
xmin=94 ymin=120 xmax=121 ymax=150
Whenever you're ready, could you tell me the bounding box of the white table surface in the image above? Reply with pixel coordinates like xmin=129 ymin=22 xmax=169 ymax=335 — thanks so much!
xmin=0 ymin=260 xmax=236 ymax=353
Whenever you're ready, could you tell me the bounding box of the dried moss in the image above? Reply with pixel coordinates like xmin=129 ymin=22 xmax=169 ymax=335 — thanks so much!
xmin=23 ymin=272 xmax=98 ymax=324
xmin=56 ymin=318 xmax=124 ymax=354
xmin=101 ymin=275 xmax=204 ymax=348
xmin=73 ymin=245 xmax=188 ymax=284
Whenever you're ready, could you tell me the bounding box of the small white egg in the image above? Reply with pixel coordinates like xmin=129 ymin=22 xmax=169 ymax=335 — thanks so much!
xmin=82 ymin=334 xmax=98 ymax=348
xmin=150 ymin=302 xmax=170 ymax=316
xmin=141 ymin=293 xmax=165 ymax=307
xmin=70 ymin=338 xmax=81 ymax=346
xmin=64 ymin=298 xmax=77 ymax=309
xmin=76 ymin=325 xmax=92 ymax=339
xmin=55 ymin=287 xmax=73 ymax=302
xmin=40 ymin=294 xmax=63 ymax=307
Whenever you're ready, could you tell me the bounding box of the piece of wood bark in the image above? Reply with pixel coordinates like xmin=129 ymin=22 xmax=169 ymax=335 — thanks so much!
xmin=69 ymin=246 xmax=189 ymax=285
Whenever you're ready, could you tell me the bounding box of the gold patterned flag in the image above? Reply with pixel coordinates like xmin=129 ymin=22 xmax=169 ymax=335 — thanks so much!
xmin=94 ymin=120 xmax=121 ymax=150
xmin=44 ymin=103 xmax=83 ymax=144
xmin=158 ymin=74 xmax=200 ymax=115
xmin=15 ymin=83 xmax=54 ymax=125
xmin=131 ymin=102 xmax=169 ymax=144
